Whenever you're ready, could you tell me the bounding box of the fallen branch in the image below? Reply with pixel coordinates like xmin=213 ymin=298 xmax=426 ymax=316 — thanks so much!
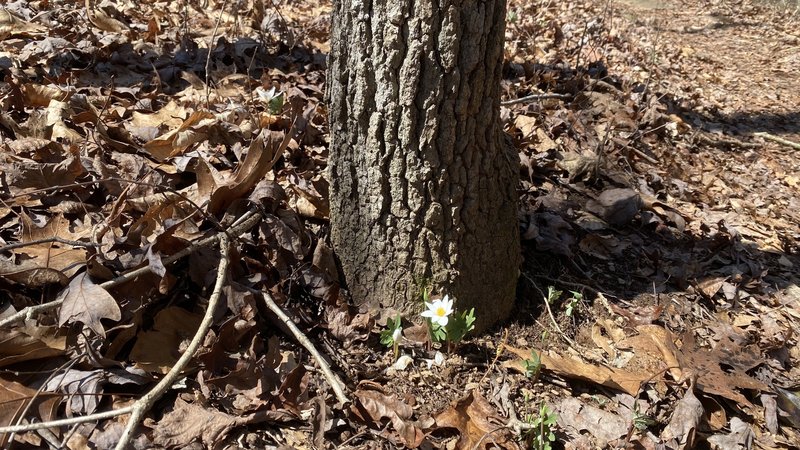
xmin=629 ymin=146 xmax=659 ymax=165
xmin=0 ymin=210 xmax=262 ymax=329
xmin=754 ymin=131 xmax=800 ymax=150
xmin=501 ymin=92 xmax=571 ymax=106
xmin=114 ymin=232 xmax=232 ymax=450
xmin=252 ymin=286 xmax=350 ymax=406
xmin=693 ymin=132 xmax=760 ymax=149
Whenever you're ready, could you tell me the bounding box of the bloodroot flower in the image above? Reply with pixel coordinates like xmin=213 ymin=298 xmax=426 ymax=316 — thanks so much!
xmin=421 ymin=295 xmax=454 ymax=327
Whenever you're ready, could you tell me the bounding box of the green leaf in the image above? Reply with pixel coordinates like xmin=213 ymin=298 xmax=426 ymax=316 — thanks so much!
xmin=431 ymin=326 xmax=446 ymax=342
xmin=444 ymin=308 xmax=475 ymax=344
xmin=380 ymin=315 xmax=403 ymax=347
xmin=379 ymin=331 xmax=394 ymax=346
xmin=546 ymin=286 xmax=562 ymax=304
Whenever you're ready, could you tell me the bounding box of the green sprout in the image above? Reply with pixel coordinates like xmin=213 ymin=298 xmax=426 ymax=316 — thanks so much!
xmin=546 ymin=286 xmax=562 ymax=304
xmin=564 ymin=291 xmax=582 ymax=317
xmin=632 ymin=402 xmax=656 ymax=431
xmin=379 ymin=315 xmax=403 ymax=360
xmin=522 ymin=402 xmax=558 ymax=450
xmin=522 ymin=350 xmax=542 ymax=380
xmin=507 ymin=9 xmax=519 ymax=23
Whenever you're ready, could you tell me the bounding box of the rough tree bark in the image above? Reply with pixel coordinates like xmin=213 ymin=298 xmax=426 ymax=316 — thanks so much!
xmin=327 ymin=0 xmax=520 ymax=332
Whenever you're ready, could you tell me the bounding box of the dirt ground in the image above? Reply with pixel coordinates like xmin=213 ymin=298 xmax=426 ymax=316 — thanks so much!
xmin=0 ymin=0 xmax=799 ymax=448
xmin=334 ymin=0 xmax=800 ymax=447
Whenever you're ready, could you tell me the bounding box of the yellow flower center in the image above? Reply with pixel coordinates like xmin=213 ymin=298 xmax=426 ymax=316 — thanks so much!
xmin=436 ymin=307 xmax=446 ymax=317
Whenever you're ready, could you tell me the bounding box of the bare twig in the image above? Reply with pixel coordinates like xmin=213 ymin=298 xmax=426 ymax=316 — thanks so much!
xmin=204 ymin=0 xmax=229 ymax=107
xmin=0 ymin=209 xmax=262 ymax=329
xmin=500 ymin=92 xmax=571 ymax=106
xmin=522 ymin=273 xmax=579 ymax=350
xmin=255 ymin=288 xmax=350 ymax=406
xmin=478 ymin=329 xmax=508 ymax=386
xmin=754 ymin=131 xmax=800 ymax=150
xmin=0 ymin=407 xmax=134 ymax=434
xmin=628 ymin=145 xmax=659 ymax=165
xmin=101 ymin=209 xmax=258 ymax=291
xmin=693 ymin=132 xmax=760 ymax=149
xmin=113 ymin=232 xmax=232 ymax=450
xmin=1 ymin=237 xmax=101 ymax=253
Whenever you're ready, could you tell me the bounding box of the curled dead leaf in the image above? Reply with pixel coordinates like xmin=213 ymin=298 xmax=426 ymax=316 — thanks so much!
xmin=435 ymin=390 xmax=521 ymax=450
xmin=352 ymin=384 xmax=425 ymax=448
xmin=661 ymin=385 xmax=703 ymax=449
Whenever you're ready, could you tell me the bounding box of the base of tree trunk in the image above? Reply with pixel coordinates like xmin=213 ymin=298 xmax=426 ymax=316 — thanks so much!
xmin=327 ymin=0 xmax=520 ymax=332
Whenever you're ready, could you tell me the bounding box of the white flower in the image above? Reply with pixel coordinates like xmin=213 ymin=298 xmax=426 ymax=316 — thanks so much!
xmin=421 ymin=295 xmax=454 ymax=327
xmin=392 ymin=327 xmax=402 ymax=343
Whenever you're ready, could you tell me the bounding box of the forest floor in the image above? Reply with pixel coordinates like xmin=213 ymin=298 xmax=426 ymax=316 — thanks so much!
xmin=0 ymin=0 xmax=799 ymax=449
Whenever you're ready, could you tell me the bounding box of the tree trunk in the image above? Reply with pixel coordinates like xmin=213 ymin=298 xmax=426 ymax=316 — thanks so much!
xmin=327 ymin=0 xmax=520 ymax=332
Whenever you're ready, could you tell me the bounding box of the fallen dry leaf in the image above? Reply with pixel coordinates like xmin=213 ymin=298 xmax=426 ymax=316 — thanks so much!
xmin=143 ymin=110 xmax=217 ymax=161
xmin=676 ymin=333 xmax=769 ymax=408
xmin=661 ymin=385 xmax=703 ymax=449
xmin=151 ymin=397 xmax=250 ymax=448
xmin=0 ymin=9 xmax=46 ymax=39
xmin=0 ymin=379 xmax=60 ymax=446
xmin=505 ymin=345 xmax=656 ymax=396
xmin=207 ymin=129 xmax=293 ymax=214
xmin=352 ymin=383 xmax=425 ymax=448
xmin=129 ymin=306 xmax=202 ymax=374
xmin=0 ymin=323 xmax=66 ymax=367
xmin=696 ymin=276 xmax=728 ymax=299
xmin=435 ymin=390 xmax=521 ymax=450
xmin=586 ymin=188 xmax=643 ymax=228
xmin=706 ymin=417 xmax=753 ymax=450
xmin=556 ymin=397 xmax=628 ymax=444
xmin=57 ymin=273 xmax=121 ymax=338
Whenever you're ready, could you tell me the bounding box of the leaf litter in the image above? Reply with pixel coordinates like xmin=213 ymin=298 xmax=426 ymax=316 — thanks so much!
xmin=0 ymin=0 xmax=799 ymax=448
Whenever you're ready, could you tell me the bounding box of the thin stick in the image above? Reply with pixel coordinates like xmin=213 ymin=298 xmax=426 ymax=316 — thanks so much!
xmin=113 ymin=233 xmax=231 ymax=450
xmin=522 ymin=273 xmax=579 ymax=350
xmin=256 ymin=289 xmax=350 ymax=406
xmin=1 ymin=238 xmax=100 ymax=253
xmin=204 ymin=0 xmax=229 ymax=108
xmin=754 ymin=131 xmax=800 ymax=150
xmin=500 ymin=92 xmax=571 ymax=106
xmin=478 ymin=329 xmax=508 ymax=386
xmin=0 ymin=210 xmax=261 ymax=329
xmin=0 ymin=407 xmax=133 ymax=434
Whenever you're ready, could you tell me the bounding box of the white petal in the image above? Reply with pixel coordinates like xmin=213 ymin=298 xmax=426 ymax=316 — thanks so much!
xmin=392 ymin=355 xmax=413 ymax=370
xmin=441 ymin=296 xmax=454 ymax=313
